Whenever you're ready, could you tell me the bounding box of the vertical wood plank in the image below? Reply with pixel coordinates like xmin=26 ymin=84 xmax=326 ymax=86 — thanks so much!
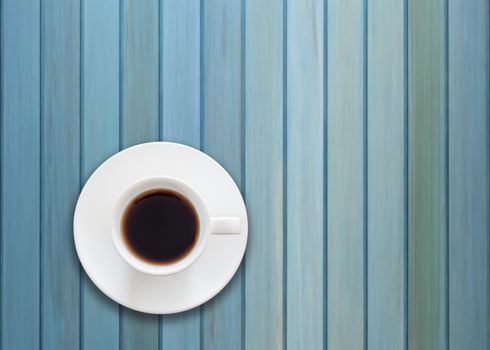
xmin=327 ymin=0 xmax=365 ymax=348
xmin=286 ymin=0 xmax=324 ymax=348
xmin=121 ymin=0 xmax=159 ymax=349
xmin=1 ymin=0 xmax=40 ymax=348
xmin=160 ymin=0 xmax=200 ymax=147
xmin=159 ymin=1 xmax=201 ymax=348
xmin=202 ymin=0 xmax=243 ymax=349
xmin=81 ymin=0 xmax=120 ymax=349
xmin=41 ymin=0 xmax=81 ymax=348
xmin=121 ymin=0 xmax=159 ymax=147
xmin=408 ymin=0 xmax=447 ymax=348
xmin=367 ymin=0 xmax=406 ymax=349
xmin=245 ymin=0 xmax=284 ymax=349
xmin=448 ymin=0 xmax=490 ymax=348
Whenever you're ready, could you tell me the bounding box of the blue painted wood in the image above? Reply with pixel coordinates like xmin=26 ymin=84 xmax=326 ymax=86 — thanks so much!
xmin=81 ymin=0 xmax=120 ymax=349
xmin=367 ymin=0 xmax=406 ymax=349
xmin=2 ymin=1 xmax=490 ymax=349
xmin=408 ymin=0 xmax=447 ymax=348
xmin=121 ymin=0 xmax=159 ymax=349
xmin=327 ymin=0 xmax=365 ymax=348
xmin=41 ymin=0 xmax=80 ymax=348
xmin=160 ymin=313 xmax=199 ymax=350
xmin=244 ymin=0 xmax=284 ymax=348
xmin=201 ymin=0 xmax=243 ymax=348
xmin=448 ymin=0 xmax=489 ymax=348
xmin=121 ymin=0 xmax=159 ymax=147
xmin=286 ymin=0 xmax=324 ymax=348
xmin=1 ymin=0 xmax=40 ymax=348
xmin=160 ymin=0 xmax=200 ymax=147
xmin=159 ymin=1 xmax=201 ymax=349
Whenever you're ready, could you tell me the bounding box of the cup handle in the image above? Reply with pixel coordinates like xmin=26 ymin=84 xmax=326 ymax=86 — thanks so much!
xmin=210 ymin=217 xmax=241 ymax=235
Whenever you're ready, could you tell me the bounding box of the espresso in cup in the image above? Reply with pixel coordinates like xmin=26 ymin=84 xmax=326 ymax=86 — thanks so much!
xmin=122 ymin=189 xmax=199 ymax=265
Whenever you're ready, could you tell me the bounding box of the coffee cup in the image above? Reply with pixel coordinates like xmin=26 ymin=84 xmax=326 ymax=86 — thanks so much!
xmin=111 ymin=176 xmax=241 ymax=275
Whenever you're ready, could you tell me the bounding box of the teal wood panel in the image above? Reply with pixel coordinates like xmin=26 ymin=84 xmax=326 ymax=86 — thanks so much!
xmin=1 ymin=0 xmax=40 ymax=348
xmin=286 ymin=0 xmax=325 ymax=348
xmin=81 ymin=0 xmax=120 ymax=349
xmin=120 ymin=0 xmax=159 ymax=349
xmin=408 ymin=0 xmax=447 ymax=348
xmin=41 ymin=0 xmax=81 ymax=348
xmin=327 ymin=0 xmax=365 ymax=348
xmin=202 ymin=0 xmax=243 ymax=349
xmin=159 ymin=1 xmax=201 ymax=349
xmin=160 ymin=314 xmax=199 ymax=350
xmin=244 ymin=0 xmax=284 ymax=348
xmin=121 ymin=0 xmax=159 ymax=147
xmin=367 ymin=0 xmax=406 ymax=349
xmin=448 ymin=0 xmax=490 ymax=348
xmin=160 ymin=0 xmax=200 ymax=147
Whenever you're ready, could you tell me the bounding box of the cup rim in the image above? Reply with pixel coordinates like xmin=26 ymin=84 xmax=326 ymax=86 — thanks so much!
xmin=111 ymin=176 xmax=210 ymax=276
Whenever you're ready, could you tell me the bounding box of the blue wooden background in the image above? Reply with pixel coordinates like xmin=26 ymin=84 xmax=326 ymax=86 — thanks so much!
xmin=1 ymin=0 xmax=489 ymax=349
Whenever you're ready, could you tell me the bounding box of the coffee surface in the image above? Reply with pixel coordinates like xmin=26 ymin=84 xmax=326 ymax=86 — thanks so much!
xmin=122 ymin=189 xmax=198 ymax=264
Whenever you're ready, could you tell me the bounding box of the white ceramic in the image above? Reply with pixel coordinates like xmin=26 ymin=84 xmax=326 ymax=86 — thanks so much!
xmin=111 ymin=176 xmax=241 ymax=276
xmin=74 ymin=142 xmax=248 ymax=314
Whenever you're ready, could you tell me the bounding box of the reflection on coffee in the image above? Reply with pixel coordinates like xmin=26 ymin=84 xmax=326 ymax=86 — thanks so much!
xmin=122 ymin=189 xmax=199 ymax=265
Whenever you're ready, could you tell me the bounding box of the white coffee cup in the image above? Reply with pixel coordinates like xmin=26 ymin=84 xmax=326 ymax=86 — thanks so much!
xmin=111 ymin=176 xmax=241 ymax=275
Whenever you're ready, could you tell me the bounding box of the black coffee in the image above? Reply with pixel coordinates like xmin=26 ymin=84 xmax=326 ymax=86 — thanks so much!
xmin=122 ymin=189 xmax=199 ymax=265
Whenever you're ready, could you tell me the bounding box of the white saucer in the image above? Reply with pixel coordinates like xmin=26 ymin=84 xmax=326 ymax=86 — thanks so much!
xmin=74 ymin=142 xmax=248 ymax=314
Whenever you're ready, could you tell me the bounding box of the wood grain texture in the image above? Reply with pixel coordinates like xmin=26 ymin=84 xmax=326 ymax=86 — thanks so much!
xmin=159 ymin=1 xmax=201 ymax=349
xmin=41 ymin=0 xmax=81 ymax=348
xmin=121 ymin=0 xmax=159 ymax=349
xmin=121 ymin=0 xmax=159 ymax=147
xmin=202 ymin=0 xmax=243 ymax=349
xmin=245 ymin=0 xmax=284 ymax=348
xmin=367 ymin=0 xmax=406 ymax=349
xmin=286 ymin=0 xmax=324 ymax=348
xmin=160 ymin=313 xmax=199 ymax=350
xmin=448 ymin=0 xmax=490 ymax=348
xmin=160 ymin=0 xmax=200 ymax=147
xmin=327 ymin=0 xmax=365 ymax=348
xmin=2 ymin=2 xmax=490 ymax=349
xmin=408 ymin=0 xmax=447 ymax=349
xmin=81 ymin=0 xmax=120 ymax=349
xmin=1 ymin=0 xmax=40 ymax=348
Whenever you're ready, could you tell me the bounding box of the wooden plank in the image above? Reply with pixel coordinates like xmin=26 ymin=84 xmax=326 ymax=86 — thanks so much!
xmin=244 ymin=0 xmax=284 ymax=348
xmin=448 ymin=0 xmax=490 ymax=348
xmin=201 ymin=0 xmax=243 ymax=349
xmin=120 ymin=0 xmax=159 ymax=349
xmin=408 ymin=0 xmax=447 ymax=348
xmin=0 ymin=0 xmax=40 ymax=348
xmin=81 ymin=0 xmax=120 ymax=349
xmin=159 ymin=1 xmax=200 ymax=349
xmin=160 ymin=313 xmax=199 ymax=350
xmin=160 ymin=0 xmax=200 ymax=146
xmin=327 ymin=0 xmax=365 ymax=348
xmin=286 ymin=0 xmax=324 ymax=348
xmin=121 ymin=0 xmax=159 ymax=147
xmin=41 ymin=0 xmax=81 ymax=348
xmin=367 ymin=0 xmax=406 ymax=349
